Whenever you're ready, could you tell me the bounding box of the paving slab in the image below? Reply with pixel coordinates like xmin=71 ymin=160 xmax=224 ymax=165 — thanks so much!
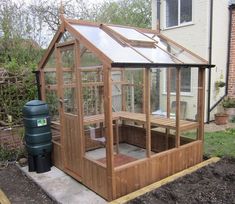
xmin=19 ymin=165 xmax=107 ymax=204
xmin=204 ymin=122 xmax=235 ymax=132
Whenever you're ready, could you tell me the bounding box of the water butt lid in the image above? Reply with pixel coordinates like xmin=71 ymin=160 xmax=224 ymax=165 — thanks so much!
xmin=23 ymin=100 xmax=49 ymax=116
xmin=25 ymin=100 xmax=46 ymax=106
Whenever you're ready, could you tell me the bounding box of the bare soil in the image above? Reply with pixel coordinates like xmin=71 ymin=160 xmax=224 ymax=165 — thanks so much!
xmin=128 ymin=158 xmax=235 ymax=204
xmin=0 ymin=164 xmax=56 ymax=204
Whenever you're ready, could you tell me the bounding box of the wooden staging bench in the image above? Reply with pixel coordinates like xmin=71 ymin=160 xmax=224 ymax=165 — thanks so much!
xmin=84 ymin=111 xmax=198 ymax=131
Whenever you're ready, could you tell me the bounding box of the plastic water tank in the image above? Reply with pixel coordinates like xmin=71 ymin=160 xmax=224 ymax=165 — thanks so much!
xmin=23 ymin=100 xmax=52 ymax=173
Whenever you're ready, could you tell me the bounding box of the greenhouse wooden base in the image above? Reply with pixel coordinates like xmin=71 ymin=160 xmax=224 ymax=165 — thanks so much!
xmin=51 ymin=124 xmax=203 ymax=201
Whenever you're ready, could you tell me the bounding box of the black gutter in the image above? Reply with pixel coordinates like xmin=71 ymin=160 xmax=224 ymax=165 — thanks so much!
xmin=32 ymin=70 xmax=41 ymax=100
xmin=207 ymin=0 xmax=213 ymax=123
xmin=111 ymin=62 xmax=214 ymax=68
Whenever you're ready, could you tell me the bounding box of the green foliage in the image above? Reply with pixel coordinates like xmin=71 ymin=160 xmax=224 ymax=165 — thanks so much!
xmin=0 ymin=38 xmax=44 ymax=72
xmin=204 ymin=129 xmax=235 ymax=158
xmin=0 ymin=1 xmax=44 ymax=125
xmin=80 ymin=51 xmax=102 ymax=67
xmin=222 ymin=97 xmax=235 ymax=108
xmin=0 ymin=127 xmax=26 ymax=162
xmin=225 ymin=128 xmax=235 ymax=135
xmin=0 ymin=146 xmax=27 ymax=161
xmin=0 ymin=0 xmax=44 ymax=70
xmin=183 ymin=129 xmax=235 ymax=158
xmin=97 ymin=0 xmax=151 ymax=28
xmin=45 ymin=90 xmax=59 ymax=120
xmin=4 ymin=58 xmax=20 ymax=72
xmin=0 ymin=147 xmax=17 ymax=161
xmin=0 ymin=71 xmax=37 ymax=124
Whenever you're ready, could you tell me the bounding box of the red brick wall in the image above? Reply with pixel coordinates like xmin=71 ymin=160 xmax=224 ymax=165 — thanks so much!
xmin=228 ymin=7 xmax=235 ymax=98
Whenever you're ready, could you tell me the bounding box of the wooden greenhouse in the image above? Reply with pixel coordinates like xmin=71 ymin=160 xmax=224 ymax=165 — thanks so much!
xmin=37 ymin=17 xmax=214 ymax=201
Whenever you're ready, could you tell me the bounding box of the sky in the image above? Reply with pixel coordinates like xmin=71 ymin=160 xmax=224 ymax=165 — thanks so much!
xmin=7 ymin=0 xmax=119 ymax=47
xmin=12 ymin=0 xmax=111 ymax=5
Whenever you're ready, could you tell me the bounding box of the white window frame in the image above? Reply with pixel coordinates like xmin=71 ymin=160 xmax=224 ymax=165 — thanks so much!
xmin=164 ymin=0 xmax=194 ymax=30
xmin=162 ymin=69 xmax=193 ymax=97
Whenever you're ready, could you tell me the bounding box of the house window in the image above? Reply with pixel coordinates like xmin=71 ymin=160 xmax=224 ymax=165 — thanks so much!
xmin=166 ymin=0 xmax=192 ymax=28
xmin=168 ymin=68 xmax=191 ymax=93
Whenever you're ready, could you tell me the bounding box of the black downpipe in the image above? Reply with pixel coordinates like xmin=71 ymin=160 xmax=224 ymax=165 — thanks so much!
xmin=157 ymin=0 xmax=161 ymax=31
xmin=207 ymin=0 xmax=213 ymax=123
xmin=225 ymin=5 xmax=233 ymax=95
xmin=33 ymin=70 xmax=41 ymax=100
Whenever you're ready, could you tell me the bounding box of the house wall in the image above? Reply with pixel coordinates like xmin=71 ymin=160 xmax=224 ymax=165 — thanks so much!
xmin=210 ymin=0 xmax=229 ymax=106
xmin=159 ymin=0 xmax=210 ymax=59
xmin=228 ymin=6 xmax=235 ymax=98
xmin=152 ymin=0 xmax=229 ymax=120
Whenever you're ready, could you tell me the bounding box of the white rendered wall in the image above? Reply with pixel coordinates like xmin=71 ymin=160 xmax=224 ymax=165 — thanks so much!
xmin=151 ymin=0 xmax=229 ymax=121
xmin=210 ymin=0 xmax=229 ymax=113
xmin=159 ymin=0 xmax=210 ymax=59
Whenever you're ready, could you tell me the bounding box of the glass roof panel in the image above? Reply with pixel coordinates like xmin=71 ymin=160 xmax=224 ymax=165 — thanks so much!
xmin=108 ymin=26 xmax=155 ymax=43
xmin=71 ymin=24 xmax=149 ymax=63
xmin=135 ymin=47 xmax=178 ymax=64
xmin=153 ymin=35 xmax=206 ymax=64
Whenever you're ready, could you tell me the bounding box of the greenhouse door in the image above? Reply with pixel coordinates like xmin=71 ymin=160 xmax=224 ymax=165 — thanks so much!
xmin=56 ymin=41 xmax=82 ymax=180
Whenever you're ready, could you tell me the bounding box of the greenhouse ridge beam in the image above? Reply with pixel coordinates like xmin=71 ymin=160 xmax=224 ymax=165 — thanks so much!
xmin=111 ymin=63 xmax=215 ymax=68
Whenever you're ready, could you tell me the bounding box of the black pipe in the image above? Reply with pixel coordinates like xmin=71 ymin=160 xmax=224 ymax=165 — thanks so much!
xmin=32 ymin=70 xmax=41 ymax=100
xmin=226 ymin=5 xmax=233 ymax=94
xmin=209 ymin=95 xmax=226 ymax=112
xmin=157 ymin=0 xmax=161 ymax=31
xmin=207 ymin=0 xmax=213 ymax=123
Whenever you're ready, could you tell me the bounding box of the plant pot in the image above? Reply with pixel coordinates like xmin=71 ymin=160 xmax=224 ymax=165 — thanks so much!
xmin=214 ymin=113 xmax=229 ymax=125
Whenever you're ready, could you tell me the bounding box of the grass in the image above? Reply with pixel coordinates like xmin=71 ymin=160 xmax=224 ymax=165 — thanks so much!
xmin=0 ymin=146 xmax=27 ymax=162
xmin=183 ymin=128 xmax=235 ymax=158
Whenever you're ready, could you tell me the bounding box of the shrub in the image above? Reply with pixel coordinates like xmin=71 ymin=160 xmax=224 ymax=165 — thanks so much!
xmin=222 ymin=97 xmax=235 ymax=108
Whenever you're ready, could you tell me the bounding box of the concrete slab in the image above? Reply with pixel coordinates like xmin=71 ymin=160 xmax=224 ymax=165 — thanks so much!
xmin=19 ymin=165 xmax=107 ymax=204
xmin=86 ymin=143 xmax=147 ymax=160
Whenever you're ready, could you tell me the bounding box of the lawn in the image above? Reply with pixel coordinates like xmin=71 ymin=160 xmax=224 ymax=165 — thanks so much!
xmin=183 ymin=128 xmax=235 ymax=158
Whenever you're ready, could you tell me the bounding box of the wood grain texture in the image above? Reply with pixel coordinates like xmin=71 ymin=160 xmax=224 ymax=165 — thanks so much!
xmin=63 ymin=114 xmax=81 ymax=175
xmin=120 ymin=125 xmax=193 ymax=152
xmin=83 ymin=111 xmax=198 ymax=131
xmin=103 ymin=65 xmax=116 ymax=200
xmin=145 ymin=68 xmax=151 ymax=157
xmin=52 ymin=141 xmax=63 ymax=170
xmin=197 ymin=68 xmax=206 ymax=141
xmin=175 ymin=68 xmax=181 ymax=147
xmin=83 ymin=157 xmax=108 ymax=199
xmin=114 ymin=141 xmax=203 ymax=199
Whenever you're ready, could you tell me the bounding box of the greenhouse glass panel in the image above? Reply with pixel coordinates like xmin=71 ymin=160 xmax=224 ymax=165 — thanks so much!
xmin=108 ymin=26 xmax=155 ymax=43
xmin=71 ymin=24 xmax=149 ymax=63
xmin=153 ymin=35 xmax=206 ymax=64
xmin=135 ymin=47 xmax=178 ymax=64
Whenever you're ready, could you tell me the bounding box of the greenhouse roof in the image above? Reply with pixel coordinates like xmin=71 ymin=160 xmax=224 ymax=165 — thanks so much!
xmin=39 ymin=18 xmax=215 ymax=69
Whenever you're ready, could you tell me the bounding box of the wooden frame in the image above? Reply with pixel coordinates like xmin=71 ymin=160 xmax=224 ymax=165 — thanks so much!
xmin=38 ymin=17 xmax=211 ymax=201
